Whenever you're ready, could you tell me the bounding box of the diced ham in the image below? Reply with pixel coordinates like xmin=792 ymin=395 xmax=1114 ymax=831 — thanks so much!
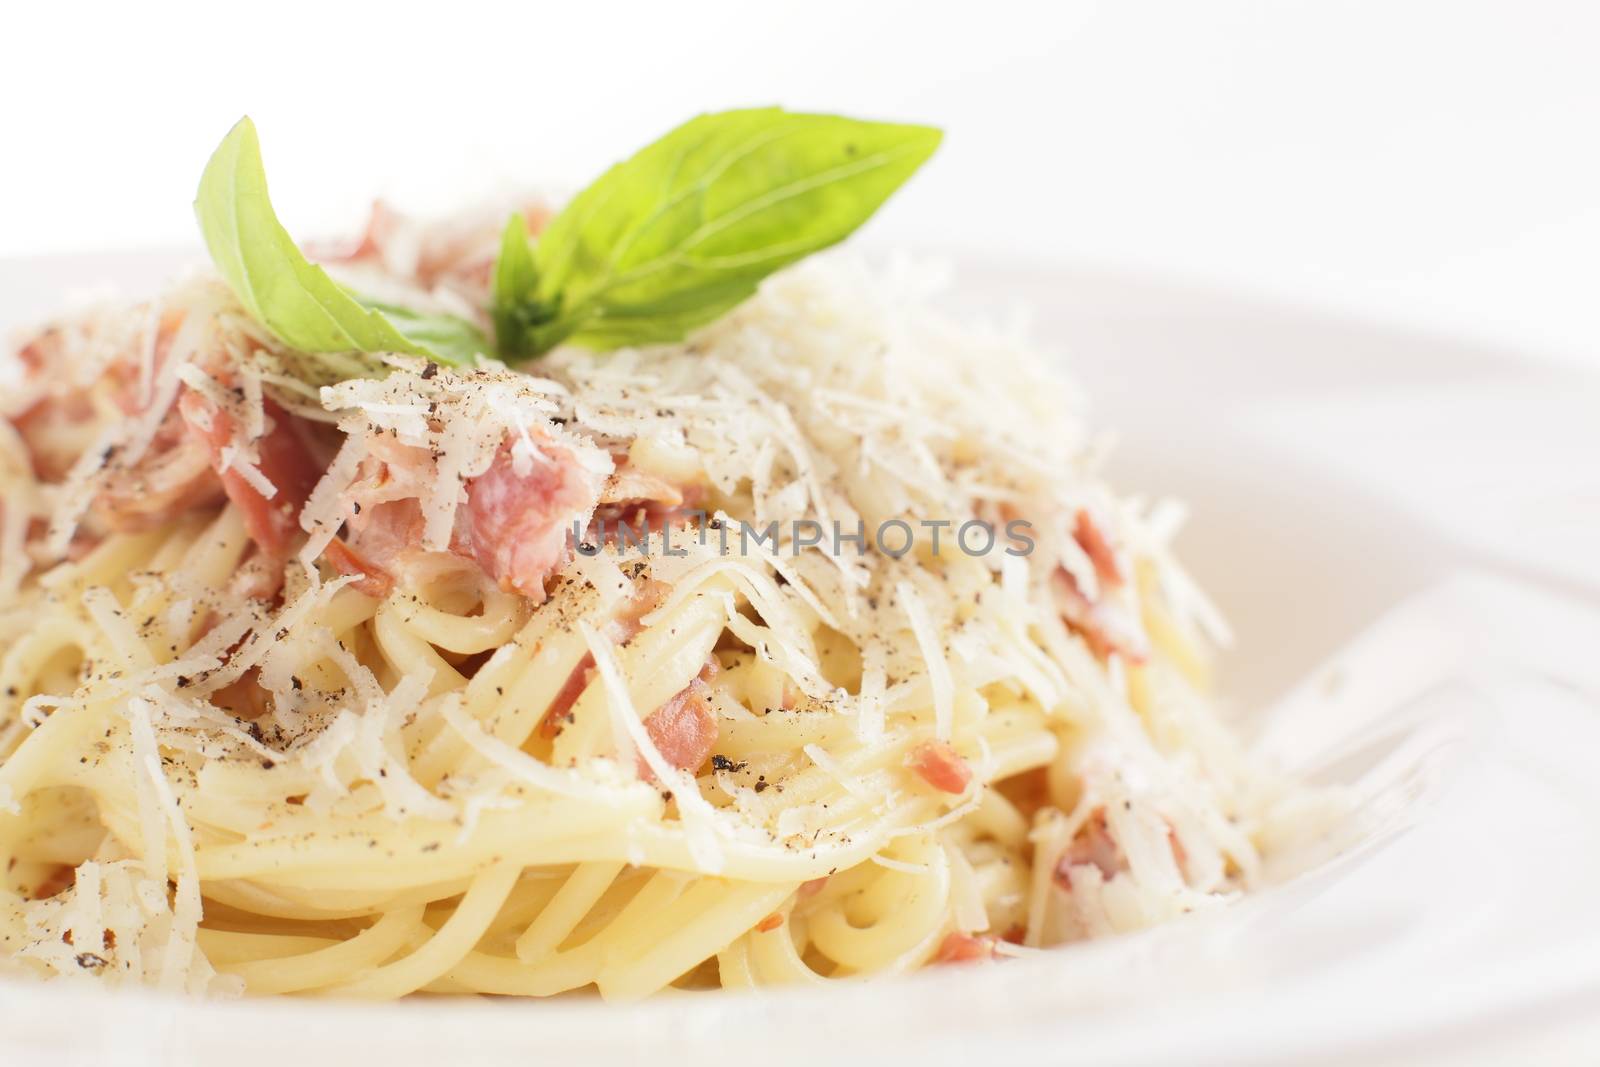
xmin=179 ymin=392 xmax=322 ymax=558
xmin=907 ymin=740 xmax=972 ymax=794
xmin=933 ymin=931 xmax=996 ymax=964
xmin=462 ymin=441 xmax=601 ymax=601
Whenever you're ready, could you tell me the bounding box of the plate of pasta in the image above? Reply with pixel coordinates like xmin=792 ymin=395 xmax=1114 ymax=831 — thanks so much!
xmin=2 ymin=110 xmax=1598 ymax=1066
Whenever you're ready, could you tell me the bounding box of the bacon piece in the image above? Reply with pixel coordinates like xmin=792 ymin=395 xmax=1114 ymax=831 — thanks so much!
xmin=13 ymin=310 xmax=185 ymax=485
xmin=1052 ymin=567 xmax=1149 ymax=664
xmin=1052 ymin=809 xmax=1190 ymax=889
xmin=934 ymin=932 xmax=996 ymax=964
xmin=606 ymin=578 xmax=668 ymax=644
xmin=589 ymin=455 xmax=708 ymax=546
xmin=322 ymin=537 xmax=393 ymax=598
xmin=538 ymin=652 xmax=594 ymax=741
xmin=1073 ymin=508 xmax=1122 ymax=587
xmin=1052 ymin=809 xmax=1124 ymax=889
xmin=179 ymin=392 xmax=322 ymax=558
xmin=91 ymin=411 xmax=225 ymax=533
xmin=599 ymin=462 xmax=686 ymax=510
xmin=325 ymin=470 xmax=430 ymax=595
xmin=12 ymin=389 xmax=97 ymax=482
xmin=462 ymin=441 xmax=601 ymax=601
xmin=315 ymin=430 xmax=600 ymax=602
xmin=319 ymin=200 xmax=553 ymax=290
xmin=639 ymin=678 xmax=717 ymax=779
xmin=536 ymin=581 xmax=675 ymax=740
xmin=907 ymin=740 xmax=972 ymax=794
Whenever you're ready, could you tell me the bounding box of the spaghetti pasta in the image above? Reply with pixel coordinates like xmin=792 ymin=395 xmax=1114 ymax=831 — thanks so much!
xmin=0 ymin=209 xmax=1328 ymax=1000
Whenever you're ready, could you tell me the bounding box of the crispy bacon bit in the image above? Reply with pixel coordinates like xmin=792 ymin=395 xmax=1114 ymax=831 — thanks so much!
xmin=179 ymin=392 xmax=322 ymax=558
xmin=1073 ymin=509 xmax=1122 ymax=587
xmin=463 ymin=441 xmax=601 ymax=600
xmin=934 ymin=931 xmax=996 ymax=964
xmin=907 ymin=740 xmax=972 ymax=794
xmin=1052 ymin=809 xmax=1124 ymax=889
xmin=754 ymin=912 xmax=784 ymax=933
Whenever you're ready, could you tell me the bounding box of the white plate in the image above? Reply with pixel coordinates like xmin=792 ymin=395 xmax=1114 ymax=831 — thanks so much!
xmin=2 ymin=251 xmax=1598 ymax=1066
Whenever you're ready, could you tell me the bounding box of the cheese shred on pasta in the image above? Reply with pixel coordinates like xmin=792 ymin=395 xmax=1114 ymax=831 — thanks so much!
xmin=0 ymin=210 xmax=1325 ymax=999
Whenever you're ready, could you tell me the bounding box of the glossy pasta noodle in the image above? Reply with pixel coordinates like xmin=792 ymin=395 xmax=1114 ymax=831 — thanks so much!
xmin=0 ymin=220 xmax=1327 ymax=999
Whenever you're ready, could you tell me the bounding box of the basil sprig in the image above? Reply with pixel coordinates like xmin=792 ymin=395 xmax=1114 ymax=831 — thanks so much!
xmin=194 ymin=109 xmax=939 ymax=375
xmin=194 ymin=118 xmax=488 ymax=377
xmin=492 ymin=108 xmax=941 ymax=359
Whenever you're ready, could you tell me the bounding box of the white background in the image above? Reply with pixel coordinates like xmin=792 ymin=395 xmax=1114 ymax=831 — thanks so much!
xmin=5 ymin=1 xmax=1598 ymax=367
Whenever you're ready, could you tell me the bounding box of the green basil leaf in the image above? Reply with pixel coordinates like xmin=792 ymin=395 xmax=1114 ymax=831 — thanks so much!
xmin=194 ymin=117 xmax=487 ymax=375
xmin=356 ymin=298 xmax=491 ymax=367
xmin=489 ymin=213 xmax=548 ymax=361
xmin=510 ymin=107 xmax=940 ymax=357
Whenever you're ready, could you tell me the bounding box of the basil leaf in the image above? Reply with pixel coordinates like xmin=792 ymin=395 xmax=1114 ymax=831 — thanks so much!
xmin=489 ymin=213 xmax=548 ymax=361
xmin=503 ymin=108 xmax=940 ymax=357
xmin=195 ymin=117 xmax=487 ymax=375
xmin=356 ymin=299 xmax=490 ymax=367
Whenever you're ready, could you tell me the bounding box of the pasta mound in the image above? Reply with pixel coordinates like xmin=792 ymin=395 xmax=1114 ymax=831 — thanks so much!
xmin=0 ymin=224 xmax=1323 ymax=998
